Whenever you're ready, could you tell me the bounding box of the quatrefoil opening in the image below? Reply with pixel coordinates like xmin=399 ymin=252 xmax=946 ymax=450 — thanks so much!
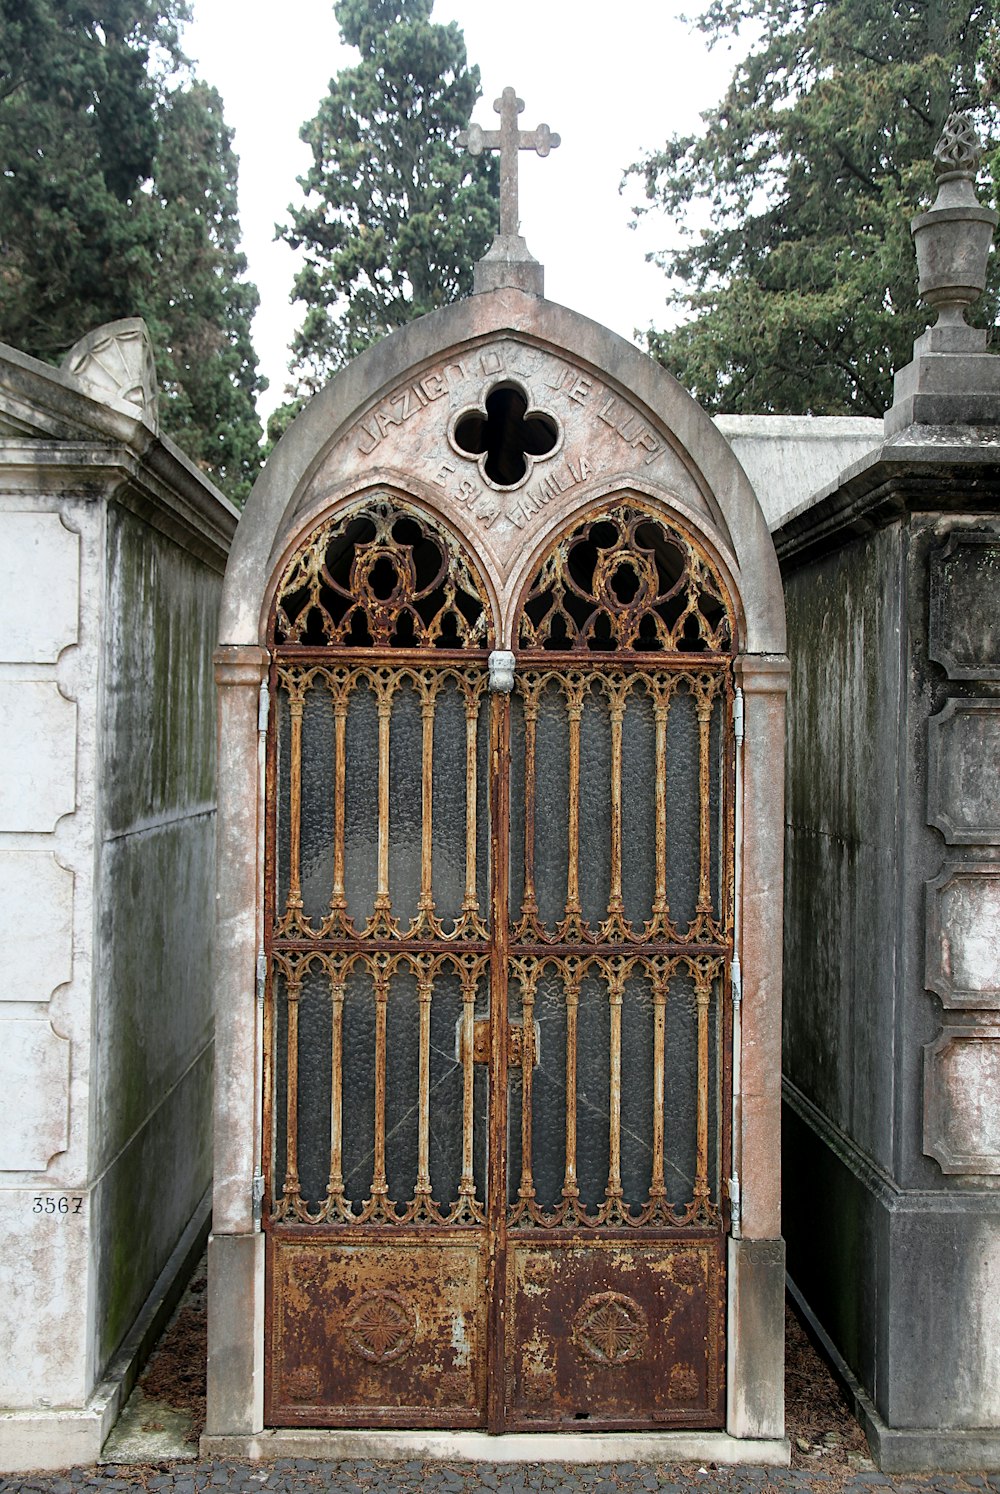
xmin=452 ymin=381 xmax=560 ymax=489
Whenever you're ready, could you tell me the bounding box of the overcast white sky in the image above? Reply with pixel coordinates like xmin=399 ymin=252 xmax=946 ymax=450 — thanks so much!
xmin=181 ymin=2 xmax=748 ymax=419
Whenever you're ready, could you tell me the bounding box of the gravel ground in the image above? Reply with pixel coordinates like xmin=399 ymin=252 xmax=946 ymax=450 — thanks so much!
xmin=6 ymin=1458 xmax=1000 ymax=1494
xmin=4 ymin=1264 xmax=998 ymax=1494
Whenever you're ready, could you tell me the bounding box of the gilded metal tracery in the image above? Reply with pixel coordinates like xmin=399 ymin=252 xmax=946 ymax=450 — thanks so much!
xmin=518 ymin=505 xmax=733 ymax=653
xmin=272 ymin=497 xmax=491 ymax=649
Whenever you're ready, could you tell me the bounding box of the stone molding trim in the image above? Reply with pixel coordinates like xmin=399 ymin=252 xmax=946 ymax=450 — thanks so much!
xmin=925 ymin=863 xmax=1000 ymax=1009
xmin=0 ymin=342 xmax=237 ymax=571
xmin=923 ymin=1024 xmax=1000 ymax=1174
xmin=214 ymin=645 xmax=269 ymax=691
xmin=772 ymin=441 xmax=1000 ymax=571
xmin=927 ymin=697 xmax=1000 ymax=845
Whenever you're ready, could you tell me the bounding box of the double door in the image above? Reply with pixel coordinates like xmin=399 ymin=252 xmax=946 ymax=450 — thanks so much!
xmin=262 ymin=498 xmax=734 ymax=1430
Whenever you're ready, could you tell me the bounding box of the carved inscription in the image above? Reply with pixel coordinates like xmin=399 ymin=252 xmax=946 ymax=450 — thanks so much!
xmin=506 ymin=455 xmax=593 ymax=529
xmin=541 ymin=365 xmax=664 ymax=463
xmin=341 ymin=340 xmax=673 ymax=537
xmin=32 ymin=1195 xmax=84 ymax=1216
xmin=355 ymin=368 xmax=456 ymax=454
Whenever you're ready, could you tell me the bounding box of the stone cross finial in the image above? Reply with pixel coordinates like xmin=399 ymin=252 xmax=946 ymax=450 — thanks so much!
xmin=459 ymin=87 xmax=560 ymax=238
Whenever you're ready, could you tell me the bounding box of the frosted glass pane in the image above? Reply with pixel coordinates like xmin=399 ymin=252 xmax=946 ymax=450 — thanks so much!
xmin=476 ymin=701 xmax=490 ymax=918
xmin=431 ymin=685 xmax=468 ymax=926
xmin=384 ymin=968 xmax=419 ymax=1203
xmin=427 ymin=971 xmax=463 ymax=1205
xmin=578 ymin=684 xmax=610 ymax=926
xmin=506 ymin=979 xmax=523 ymax=1208
xmin=343 ymin=683 xmax=378 ymax=925
xmin=388 ymin=682 xmax=422 ymax=927
xmin=709 ymin=693 xmax=724 ymax=919
xmin=299 ymin=682 xmax=335 ymax=925
xmin=708 ymin=975 xmax=722 ymax=1199
xmin=620 ymin=972 xmax=654 ymax=1202
xmin=533 ymin=680 xmax=569 ymax=927
xmin=296 ymin=963 xmax=333 ymax=1207
xmin=275 ymin=690 xmax=290 ymax=916
xmin=664 ymin=687 xmax=700 ymax=927
xmin=342 ymin=965 xmax=376 ymax=1205
xmin=509 ymin=692 xmax=526 ymax=916
xmin=663 ymin=971 xmax=698 ymax=1206
xmin=621 ymin=688 xmax=657 ymax=927
xmin=528 ymin=969 xmax=567 ymax=1209
xmin=575 ymin=974 xmax=610 ymax=1209
xmin=273 ymin=963 xmax=288 ymax=1198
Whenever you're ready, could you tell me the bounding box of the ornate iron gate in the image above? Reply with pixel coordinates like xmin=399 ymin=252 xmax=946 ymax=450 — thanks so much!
xmin=263 ymin=495 xmax=735 ymax=1430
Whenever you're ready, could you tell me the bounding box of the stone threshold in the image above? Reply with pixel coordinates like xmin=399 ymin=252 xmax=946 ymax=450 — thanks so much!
xmin=200 ymin=1430 xmax=791 ymax=1467
xmin=787 ymin=1276 xmax=1000 ymax=1474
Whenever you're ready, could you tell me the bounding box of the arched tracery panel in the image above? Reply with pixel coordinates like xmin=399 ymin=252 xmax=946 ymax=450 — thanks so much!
xmin=271 ymin=496 xmax=492 ymax=650
xmin=517 ymin=504 xmax=733 ymax=656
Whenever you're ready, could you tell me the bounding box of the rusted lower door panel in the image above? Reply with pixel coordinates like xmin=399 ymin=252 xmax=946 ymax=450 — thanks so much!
xmin=266 ymin=1233 xmax=488 ymax=1427
xmin=505 ymin=1236 xmax=725 ymax=1430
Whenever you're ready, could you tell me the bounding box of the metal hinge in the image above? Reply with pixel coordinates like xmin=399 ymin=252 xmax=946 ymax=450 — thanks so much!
xmin=728 ymin=1173 xmax=742 ymax=1239
xmin=730 ymin=956 xmax=742 ymax=1008
xmin=258 ymin=679 xmax=269 ymax=733
xmin=256 ymin=951 xmax=267 ymax=1004
xmin=733 ymin=687 xmax=744 ymax=746
xmin=469 ymin=1018 xmax=537 ymax=1067
xmin=251 ymin=1171 xmax=265 ymax=1222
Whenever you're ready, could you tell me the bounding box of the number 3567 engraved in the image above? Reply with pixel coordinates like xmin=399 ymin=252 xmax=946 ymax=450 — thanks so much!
xmin=32 ymin=1195 xmax=83 ymax=1216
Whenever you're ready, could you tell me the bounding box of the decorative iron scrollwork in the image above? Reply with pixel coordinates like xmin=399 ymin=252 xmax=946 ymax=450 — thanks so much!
xmin=518 ymin=505 xmax=733 ymax=654
xmin=272 ymin=497 xmax=491 ymax=649
xmin=572 ymin=1291 xmax=648 ymax=1365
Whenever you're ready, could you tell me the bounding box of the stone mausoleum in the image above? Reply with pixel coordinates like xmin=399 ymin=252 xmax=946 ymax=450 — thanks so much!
xmin=204 ymin=91 xmax=790 ymax=1460
xmin=0 ymin=320 xmax=235 ymax=1471
xmin=0 ymin=94 xmax=997 ymax=1476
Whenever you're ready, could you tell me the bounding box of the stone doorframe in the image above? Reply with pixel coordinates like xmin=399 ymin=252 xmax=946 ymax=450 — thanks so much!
xmin=204 ymin=288 xmax=789 ymax=1457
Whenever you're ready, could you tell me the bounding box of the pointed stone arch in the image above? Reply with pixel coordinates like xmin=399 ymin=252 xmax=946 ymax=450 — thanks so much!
xmin=208 ymin=286 xmax=789 ymax=1461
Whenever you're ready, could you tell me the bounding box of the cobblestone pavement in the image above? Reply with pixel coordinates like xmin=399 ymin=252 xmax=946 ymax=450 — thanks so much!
xmin=4 ymin=1460 xmax=1000 ymax=1494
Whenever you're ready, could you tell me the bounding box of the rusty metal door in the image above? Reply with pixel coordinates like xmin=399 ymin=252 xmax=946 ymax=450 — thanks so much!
xmin=262 ymin=496 xmax=735 ymax=1430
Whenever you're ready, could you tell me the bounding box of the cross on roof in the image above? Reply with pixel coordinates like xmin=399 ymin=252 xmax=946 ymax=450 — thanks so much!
xmin=458 ymin=87 xmax=560 ymax=239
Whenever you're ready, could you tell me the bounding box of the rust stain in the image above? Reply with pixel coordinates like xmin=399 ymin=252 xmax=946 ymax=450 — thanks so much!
xmin=263 ymin=497 xmax=736 ymax=1431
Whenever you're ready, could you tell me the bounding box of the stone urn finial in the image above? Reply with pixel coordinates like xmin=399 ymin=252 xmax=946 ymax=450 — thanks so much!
xmin=911 ymin=112 xmax=998 ymax=338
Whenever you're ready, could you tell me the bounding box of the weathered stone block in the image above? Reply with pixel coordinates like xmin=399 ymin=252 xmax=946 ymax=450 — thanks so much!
xmin=0 ymin=853 xmax=73 ymax=1003
xmin=927 ymin=698 xmax=1000 ymax=844
xmin=0 ymin=512 xmax=79 ymax=663
xmin=929 ymin=528 xmax=1000 ymax=680
xmin=0 ymin=1186 xmax=89 ymax=1407
xmin=727 ymin=1236 xmax=785 ymax=1440
xmin=0 ymin=1019 xmax=71 ymax=1170
xmin=923 ymin=1025 xmax=1000 ymax=1174
xmin=0 ymin=682 xmax=76 ymax=832
xmin=925 ymin=864 xmax=1000 ymax=1009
